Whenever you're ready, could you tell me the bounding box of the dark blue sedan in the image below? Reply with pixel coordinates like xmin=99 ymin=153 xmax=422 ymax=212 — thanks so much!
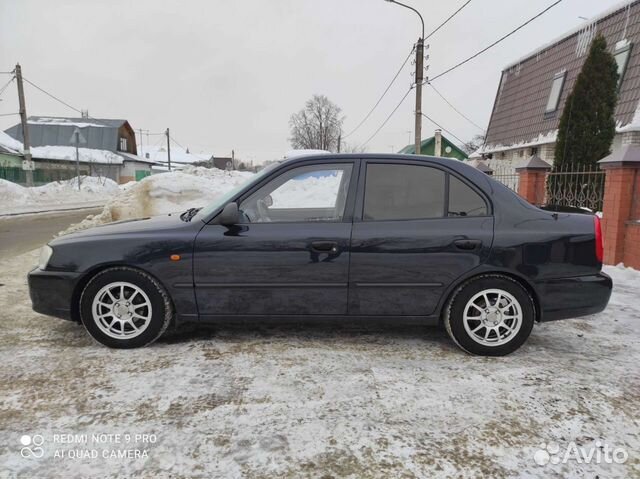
xmin=28 ymin=154 xmax=612 ymax=355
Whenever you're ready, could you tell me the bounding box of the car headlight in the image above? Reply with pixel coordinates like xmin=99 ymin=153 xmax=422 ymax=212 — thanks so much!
xmin=38 ymin=245 xmax=53 ymax=270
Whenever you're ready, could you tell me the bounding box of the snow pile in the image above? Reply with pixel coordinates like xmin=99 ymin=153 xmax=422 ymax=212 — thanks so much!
xmin=272 ymin=172 xmax=342 ymax=208
xmin=64 ymin=168 xmax=255 ymax=233
xmin=0 ymin=176 xmax=120 ymax=214
xmin=0 ymin=130 xmax=22 ymax=153
xmin=0 ymin=178 xmax=30 ymax=203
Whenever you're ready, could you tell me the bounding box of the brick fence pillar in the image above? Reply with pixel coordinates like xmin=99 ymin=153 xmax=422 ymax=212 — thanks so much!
xmin=515 ymin=154 xmax=552 ymax=205
xmin=598 ymin=145 xmax=640 ymax=266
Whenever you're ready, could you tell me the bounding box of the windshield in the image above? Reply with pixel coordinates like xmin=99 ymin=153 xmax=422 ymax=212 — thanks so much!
xmin=193 ymin=162 xmax=281 ymax=221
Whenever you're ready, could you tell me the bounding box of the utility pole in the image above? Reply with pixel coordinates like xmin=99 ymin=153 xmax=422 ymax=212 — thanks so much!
xmin=74 ymin=130 xmax=81 ymax=191
xmin=337 ymin=133 xmax=342 ymax=153
xmin=414 ymin=37 xmax=424 ymax=155
xmin=384 ymin=1 xmax=425 ymax=155
xmin=15 ymin=63 xmax=34 ymax=186
xmin=165 ymin=128 xmax=172 ymax=171
xmin=138 ymin=128 xmax=148 ymax=157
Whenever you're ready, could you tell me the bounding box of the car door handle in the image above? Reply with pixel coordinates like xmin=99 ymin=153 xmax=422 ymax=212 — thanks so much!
xmin=311 ymin=241 xmax=339 ymax=253
xmin=454 ymin=239 xmax=482 ymax=250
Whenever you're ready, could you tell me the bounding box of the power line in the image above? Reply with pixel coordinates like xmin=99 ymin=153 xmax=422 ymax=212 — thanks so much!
xmin=428 ymin=83 xmax=485 ymax=131
xmin=429 ymin=0 xmax=563 ymax=82
xmin=358 ymin=87 xmax=413 ymax=149
xmin=347 ymin=0 xmax=473 ymax=149
xmin=0 ymin=76 xmax=15 ymax=98
xmin=421 ymin=112 xmax=466 ymax=146
xmin=22 ymin=77 xmax=84 ymax=114
xmin=424 ymin=0 xmax=472 ymax=41
xmin=343 ymin=46 xmax=415 ymax=139
xmin=0 ymin=112 xmax=19 ymax=117
xmin=169 ymin=135 xmax=210 ymax=161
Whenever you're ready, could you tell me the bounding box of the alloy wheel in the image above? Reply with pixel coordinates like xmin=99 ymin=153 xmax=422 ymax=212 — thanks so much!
xmin=462 ymin=288 xmax=523 ymax=347
xmin=91 ymin=281 xmax=153 ymax=339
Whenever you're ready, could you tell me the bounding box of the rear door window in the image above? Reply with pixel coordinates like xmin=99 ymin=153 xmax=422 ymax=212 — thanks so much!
xmin=448 ymin=175 xmax=488 ymax=217
xmin=363 ymin=164 xmax=445 ymax=221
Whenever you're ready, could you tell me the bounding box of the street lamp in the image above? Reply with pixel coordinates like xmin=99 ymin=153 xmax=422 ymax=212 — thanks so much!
xmin=384 ymin=0 xmax=425 ymax=155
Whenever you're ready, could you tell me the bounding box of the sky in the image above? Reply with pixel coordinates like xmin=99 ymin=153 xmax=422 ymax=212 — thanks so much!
xmin=0 ymin=0 xmax=629 ymax=165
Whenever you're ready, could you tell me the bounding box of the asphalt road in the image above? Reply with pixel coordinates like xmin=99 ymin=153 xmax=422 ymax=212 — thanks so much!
xmin=0 ymin=207 xmax=101 ymax=257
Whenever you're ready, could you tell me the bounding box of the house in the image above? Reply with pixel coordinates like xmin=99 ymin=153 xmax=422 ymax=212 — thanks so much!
xmin=0 ymin=132 xmax=25 ymax=183
xmin=212 ymin=157 xmax=235 ymax=170
xmin=3 ymin=116 xmax=160 ymax=184
xmin=479 ymin=0 xmax=640 ymax=170
xmin=139 ymin=145 xmax=213 ymax=173
xmin=398 ymin=130 xmax=468 ymax=160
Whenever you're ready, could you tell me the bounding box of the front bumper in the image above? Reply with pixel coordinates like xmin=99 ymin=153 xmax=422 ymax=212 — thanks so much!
xmin=28 ymin=267 xmax=82 ymax=321
xmin=535 ymin=272 xmax=613 ymax=322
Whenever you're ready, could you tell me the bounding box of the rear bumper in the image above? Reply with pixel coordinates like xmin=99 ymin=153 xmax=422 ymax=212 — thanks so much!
xmin=535 ymin=272 xmax=612 ymax=322
xmin=28 ymin=267 xmax=82 ymax=321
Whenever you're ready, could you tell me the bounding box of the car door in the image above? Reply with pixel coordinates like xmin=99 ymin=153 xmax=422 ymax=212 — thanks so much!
xmin=193 ymin=160 xmax=358 ymax=318
xmin=348 ymin=159 xmax=494 ymax=316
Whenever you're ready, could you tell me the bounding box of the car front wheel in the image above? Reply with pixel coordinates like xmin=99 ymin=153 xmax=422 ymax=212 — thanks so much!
xmin=444 ymin=275 xmax=535 ymax=356
xmin=79 ymin=267 xmax=172 ymax=348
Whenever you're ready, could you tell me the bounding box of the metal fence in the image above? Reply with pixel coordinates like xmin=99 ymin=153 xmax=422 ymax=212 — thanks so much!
xmin=489 ymin=162 xmax=605 ymax=212
xmin=491 ymin=164 xmax=519 ymax=192
xmin=545 ymin=163 xmax=605 ymax=212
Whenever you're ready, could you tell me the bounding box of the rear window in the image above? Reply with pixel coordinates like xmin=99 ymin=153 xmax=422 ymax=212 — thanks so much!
xmin=448 ymin=175 xmax=487 ymax=217
xmin=363 ymin=164 xmax=445 ymax=221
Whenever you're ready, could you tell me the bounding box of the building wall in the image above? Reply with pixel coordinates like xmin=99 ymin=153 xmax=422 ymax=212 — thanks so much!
xmin=0 ymin=156 xmax=120 ymax=185
xmin=117 ymin=125 xmax=138 ymax=155
xmin=120 ymin=161 xmax=152 ymax=183
xmin=486 ymin=131 xmax=630 ymax=173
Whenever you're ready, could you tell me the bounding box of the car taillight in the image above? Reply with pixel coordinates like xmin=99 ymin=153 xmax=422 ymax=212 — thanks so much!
xmin=594 ymin=215 xmax=603 ymax=263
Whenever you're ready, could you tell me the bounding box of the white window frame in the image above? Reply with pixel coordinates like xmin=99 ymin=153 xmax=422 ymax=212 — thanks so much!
xmin=119 ymin=137 xmax=128 ymax=151
xmin=545 ymin=71 xmax=566 ymax=113
xmin=614 ymin=43 xmax=632 ymax=86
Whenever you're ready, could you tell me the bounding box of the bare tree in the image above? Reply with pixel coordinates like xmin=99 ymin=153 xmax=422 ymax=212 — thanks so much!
xmin=462 ymin=133 xmax=486 ymax=155
xmin=289 ymin=95 xmax=344 ymax=152
xmin=341 ymin=142 xmax=367 ymax=154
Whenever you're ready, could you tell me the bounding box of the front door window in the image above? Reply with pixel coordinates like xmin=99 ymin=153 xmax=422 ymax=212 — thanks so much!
xmin=239 ymin=164 xmax=353 ymax=223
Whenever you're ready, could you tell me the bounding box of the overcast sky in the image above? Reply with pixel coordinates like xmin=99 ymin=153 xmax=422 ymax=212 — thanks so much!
xmin=0 ymin=0 xmax=627 ymax=164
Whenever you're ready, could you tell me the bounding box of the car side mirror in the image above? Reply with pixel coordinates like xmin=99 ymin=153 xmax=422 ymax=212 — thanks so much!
xmin=218 ymin=202 xmax=239 ymax=226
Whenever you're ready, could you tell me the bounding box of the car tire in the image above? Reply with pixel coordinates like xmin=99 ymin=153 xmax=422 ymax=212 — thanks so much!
xmin=444 ymin=274 xmax=535 ymax=356
xmin=79 ymin=267 xmax=172 ymax=349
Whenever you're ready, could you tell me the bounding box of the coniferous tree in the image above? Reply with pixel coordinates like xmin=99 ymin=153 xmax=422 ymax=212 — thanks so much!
xmin=554 ymin=35 xmax=618 ymax=167
xmin=549 ymin=34 xmax=618 ymax=206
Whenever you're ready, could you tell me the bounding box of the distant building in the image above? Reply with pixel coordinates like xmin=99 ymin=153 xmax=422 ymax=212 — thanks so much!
xmin=212 ymin=157 xmax=235 ymax=170
xmin=6 ymin=116 xmax=138 ymax=154
xmin=479 ymin=0 xmax=640 ymax=170
xmin=2 ymin=116 xmax=160 ymax=184
xmin=398 ymin=130 xmax=468 ymax=160
xmin=139 ymin=145 xmax=214 ymax=173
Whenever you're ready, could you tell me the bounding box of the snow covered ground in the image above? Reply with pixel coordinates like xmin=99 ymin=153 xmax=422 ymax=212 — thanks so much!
xmin=0 ymin=248 xmax=638 ymax=478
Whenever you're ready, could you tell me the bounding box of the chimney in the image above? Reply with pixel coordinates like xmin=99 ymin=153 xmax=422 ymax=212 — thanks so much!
xmin=434 ymin=129 xmax=442 ymax=157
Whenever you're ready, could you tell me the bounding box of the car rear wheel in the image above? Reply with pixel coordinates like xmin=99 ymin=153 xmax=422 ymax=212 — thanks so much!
xmin=79 ymin=267 xmax=172 ymax=348
xmin=444 ymin=275 xmax=535 ymax=356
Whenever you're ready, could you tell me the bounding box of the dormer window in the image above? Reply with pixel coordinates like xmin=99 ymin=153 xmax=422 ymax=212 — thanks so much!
xmin=614 ymin=41 xmax=632 ymax=86
xmin=545 ymin=71 xmax=566 ymax=113
xmin=119 ymin=137 xmax=128 ymax=151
